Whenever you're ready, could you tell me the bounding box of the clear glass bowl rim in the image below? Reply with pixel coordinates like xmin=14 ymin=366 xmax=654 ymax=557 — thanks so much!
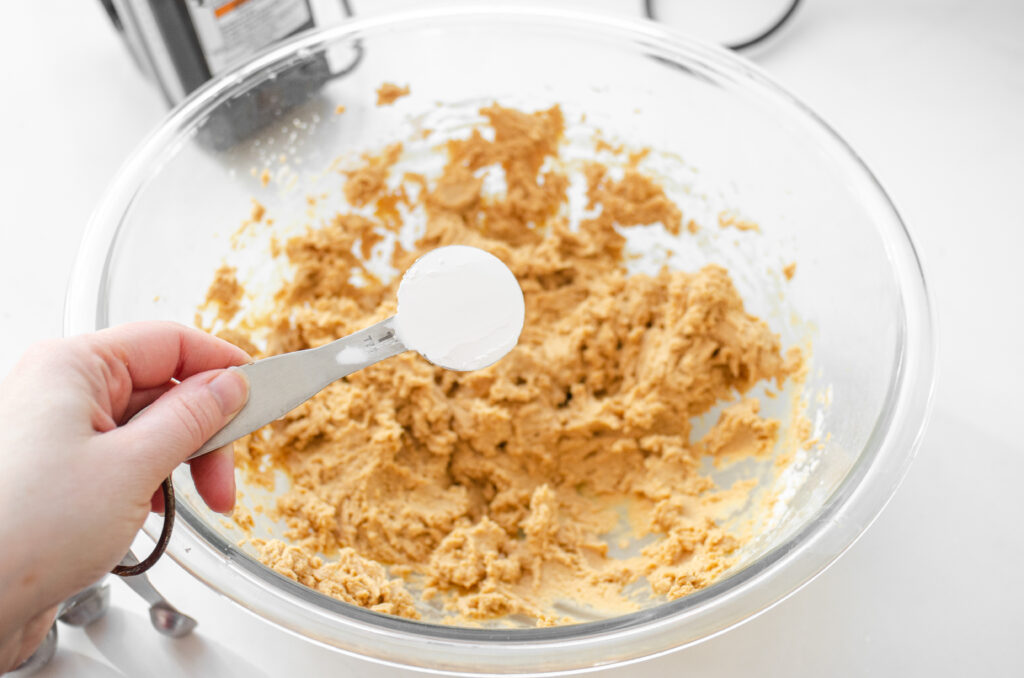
xmin=64 ymin=6 xmax=936 ymax=674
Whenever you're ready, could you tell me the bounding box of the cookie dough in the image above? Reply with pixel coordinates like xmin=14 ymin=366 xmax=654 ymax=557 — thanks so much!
xmin=376 ymin=82 xmax=410 ymax=106
xmin=204 ymin=104 xmax=802 ymax=626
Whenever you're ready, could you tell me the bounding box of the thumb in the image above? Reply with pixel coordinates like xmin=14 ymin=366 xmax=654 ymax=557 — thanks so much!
xmin=106 ymin=369 xmax=249 ymax=485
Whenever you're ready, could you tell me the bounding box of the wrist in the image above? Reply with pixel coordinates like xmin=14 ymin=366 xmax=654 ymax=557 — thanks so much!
xmin=0 ymin=518 xmax=40 ymax=641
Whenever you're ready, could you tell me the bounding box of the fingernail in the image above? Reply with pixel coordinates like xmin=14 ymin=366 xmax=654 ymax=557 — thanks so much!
xmin=207 ymin=370 xmax=249 ymax=416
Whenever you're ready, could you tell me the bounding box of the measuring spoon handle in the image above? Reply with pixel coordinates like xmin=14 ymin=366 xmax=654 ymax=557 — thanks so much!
xmin=189 ymin=316 xmax=404 ymax=459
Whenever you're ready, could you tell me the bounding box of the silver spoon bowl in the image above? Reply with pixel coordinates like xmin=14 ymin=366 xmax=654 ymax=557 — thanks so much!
xmin=57 ymin=580 xmax=111 ymax=627
xmin=119 ymin=551 xmax=198 ymax=638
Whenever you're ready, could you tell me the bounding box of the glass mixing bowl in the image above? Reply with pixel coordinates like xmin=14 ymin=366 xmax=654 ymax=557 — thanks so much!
xmin=65 ymin=7 xmax=934 ymax=675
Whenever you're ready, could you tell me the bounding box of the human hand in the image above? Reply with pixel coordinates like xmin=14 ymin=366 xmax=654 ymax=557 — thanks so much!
xmin=0 ymin=322 xmax=249 ymax=672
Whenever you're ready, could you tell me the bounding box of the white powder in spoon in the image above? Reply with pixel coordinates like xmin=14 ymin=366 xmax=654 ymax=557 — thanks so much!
xmin=396 ymin=245 xmax=525 ymax=371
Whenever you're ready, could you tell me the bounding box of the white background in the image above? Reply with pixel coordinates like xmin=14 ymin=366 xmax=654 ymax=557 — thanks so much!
xmin=1 ymin=0 xmax=1022 ymax=675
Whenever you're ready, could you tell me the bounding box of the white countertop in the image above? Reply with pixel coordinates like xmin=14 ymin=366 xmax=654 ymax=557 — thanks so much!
xmin=2 ymin=0 xmax=1022 ymax=675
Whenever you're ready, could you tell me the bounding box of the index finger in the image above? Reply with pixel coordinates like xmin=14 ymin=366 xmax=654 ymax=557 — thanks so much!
xmin=92 ymin=321 xmax=251 ymax=390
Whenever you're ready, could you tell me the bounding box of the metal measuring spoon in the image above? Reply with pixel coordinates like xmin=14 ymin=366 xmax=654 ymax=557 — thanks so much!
xmin=190 ymin=316 xmax=404 ymax=459
xmin=12 ymin=583 xmax=109 ymax=674
xmin=189 ymin=246 xmax=525 ymax=460
xmin=57 ymin=580 xmax=110 ymax=627
xmin=118 ymin=551 xmax=197 ymax=638
xmin=9 ymin=624 xmax=56 ymax=676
